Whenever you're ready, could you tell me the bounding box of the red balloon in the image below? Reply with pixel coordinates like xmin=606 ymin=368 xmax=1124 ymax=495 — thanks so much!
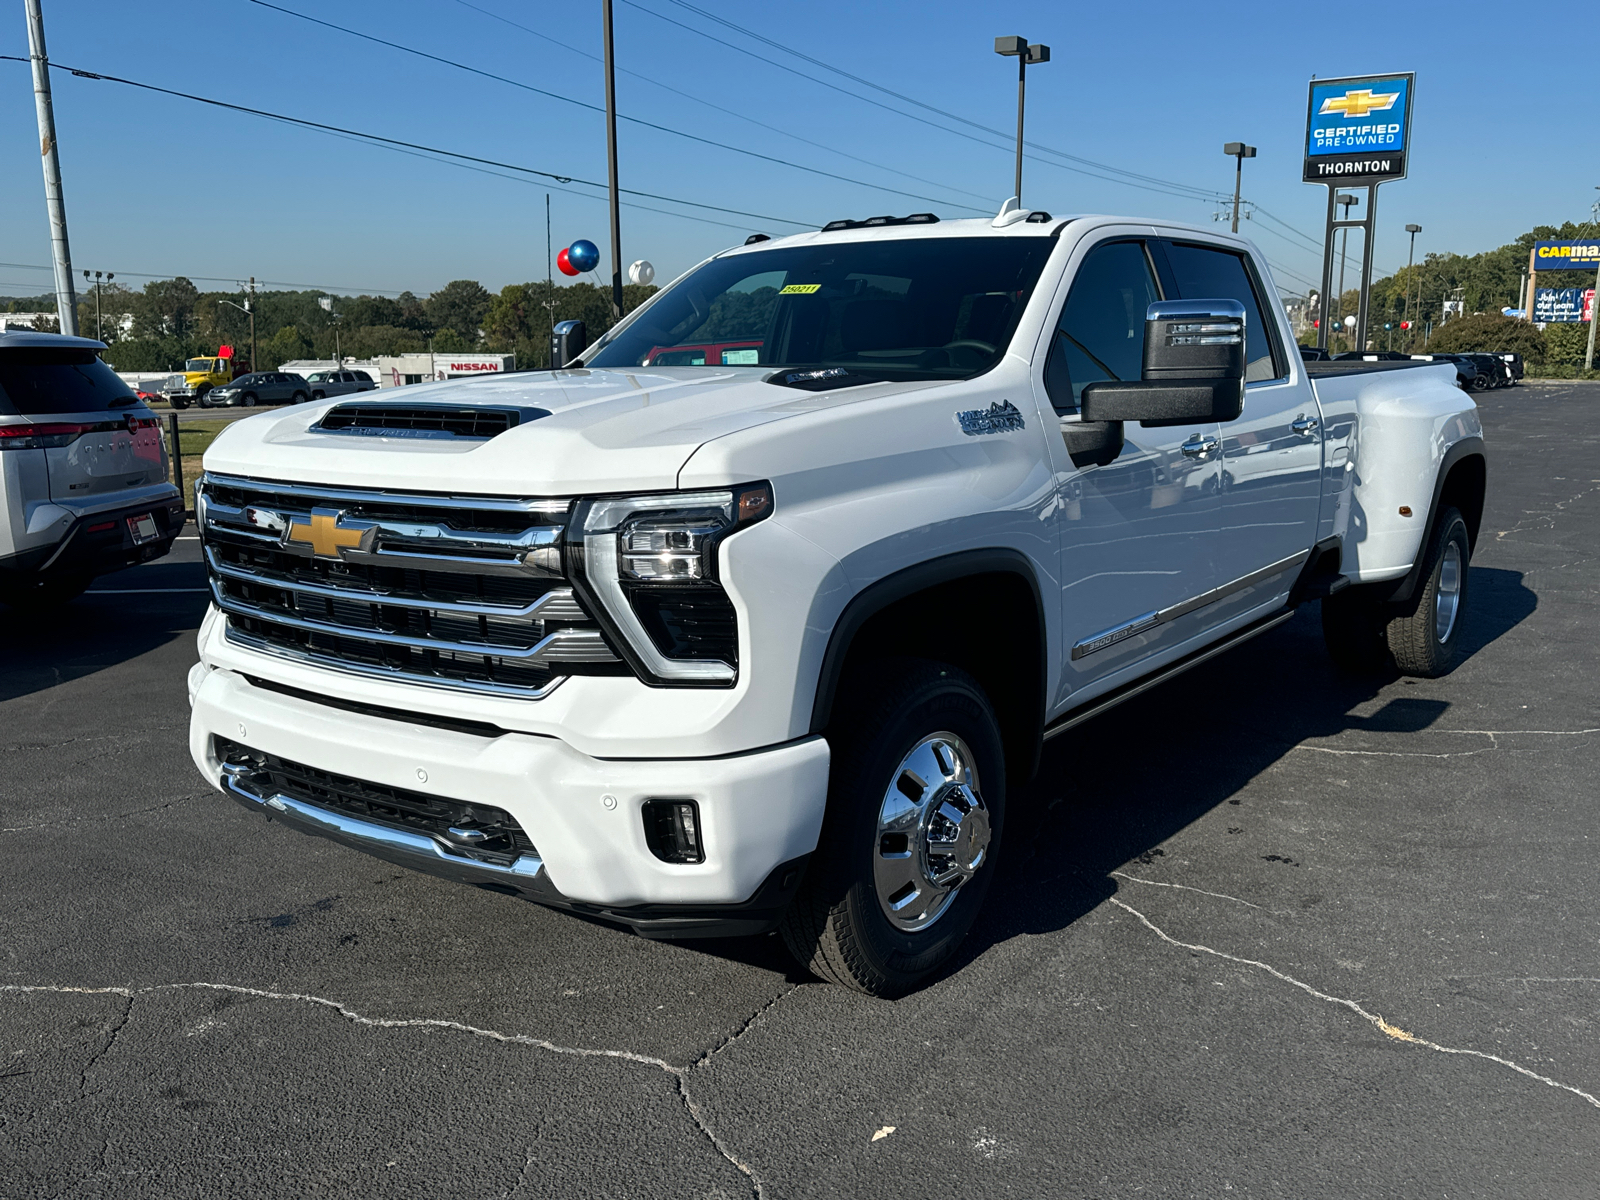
xmin=557 ymin=247 xmax=580 ymax=277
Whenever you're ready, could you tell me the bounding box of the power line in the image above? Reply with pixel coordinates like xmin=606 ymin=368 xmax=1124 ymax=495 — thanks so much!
xmin=446 ymin=0 xmax=999 ymax=207
xmin=629 ymin=0 xmax=1232 ymax=205
xmin=245 ymin=0 xmax=988 ymax=214
xmin=0 ymin=55 xmax=812 ymax=230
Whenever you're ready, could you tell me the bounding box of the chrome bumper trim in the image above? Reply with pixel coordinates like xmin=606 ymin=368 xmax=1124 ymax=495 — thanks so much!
xmin=221 ymin=764 xmax=547 ymax=886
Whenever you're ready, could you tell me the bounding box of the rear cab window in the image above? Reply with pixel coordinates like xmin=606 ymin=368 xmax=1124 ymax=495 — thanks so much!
xmin=0 ymin=347 xmax=142 ymax=416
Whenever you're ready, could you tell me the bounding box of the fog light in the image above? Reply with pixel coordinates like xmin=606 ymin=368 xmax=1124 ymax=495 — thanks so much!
xmin=643 ymin=799 xmax=704 ymax=864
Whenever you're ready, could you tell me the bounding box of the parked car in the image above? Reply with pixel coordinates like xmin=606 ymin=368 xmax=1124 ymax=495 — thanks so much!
xmin=1461 ymin=353 xmax=1512 ymax=390
xmin=1497 ymin=352 xmax=1525 ymax=383
xmin=1333 ymin=351 xmax=1411 ymax=361
xmin=304 ymin=369 xmax=377 ymax=400
xmin=0 ymin=332 xmax=183 ymax=608
xmin=1409 ymin=353 xmax=1478 ymax=390
xmin=189 ymin=211 xmax=1484 ymax=996
xmin=202 ymin=371 xmax=310 ymax=408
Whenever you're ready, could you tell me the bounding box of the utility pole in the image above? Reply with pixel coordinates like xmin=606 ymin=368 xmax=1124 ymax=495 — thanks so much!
xmin=602 ymin=0 xmax=624 ymax=321
xmin=248 ymin=277 xmax=257 ymax=370
xmin=994 ymin=36 xmax=1050 ymax=205
xmin=1587 ymin=187 xmax=1600 ymax=371
xmin=1403 ymin=224 xmax=1421 ymax=345
xmin=1223 ymin=143 xmax=1257 ymax=233
xmin=1334 ymin=193 xmax=1357 ymax=349
xmin=25 ymin=0 xmax=77 ymax=336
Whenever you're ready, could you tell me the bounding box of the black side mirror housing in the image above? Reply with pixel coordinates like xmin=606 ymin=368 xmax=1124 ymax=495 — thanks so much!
xmin=1080 ymin=299 xmax=1246 ymax=428
xmin=550 ymin=319 xmax=587 ymax=368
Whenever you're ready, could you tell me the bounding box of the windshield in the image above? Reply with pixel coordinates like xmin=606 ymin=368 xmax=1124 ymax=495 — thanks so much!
xmin=186 ymin=358 xmax=217 ymax=372
xmin=0 ymin=348 xmax=141 ymax=415
xmin=586 ymin=236 xmax=1056 ymax=380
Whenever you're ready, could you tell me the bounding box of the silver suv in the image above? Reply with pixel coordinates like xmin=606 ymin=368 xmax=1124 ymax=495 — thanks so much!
xmin=0 ymin=332 xmax=184 ymax=608
xmin=304 ymin=369 xmax=377 ymax=400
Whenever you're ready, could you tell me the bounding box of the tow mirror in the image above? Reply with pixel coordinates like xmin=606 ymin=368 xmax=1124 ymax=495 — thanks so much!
xmin=1081 ymin=299 xmax=1246 ymax=428
xmin=550 ymin=319 xmax=588 ymax=368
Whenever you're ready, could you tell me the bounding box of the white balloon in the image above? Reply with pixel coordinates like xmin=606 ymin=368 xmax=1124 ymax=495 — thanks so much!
xmin=1343 ymin=315 xmax=1357 ymax=327
xmin=628 ymin=260 xmax=656 ymax=286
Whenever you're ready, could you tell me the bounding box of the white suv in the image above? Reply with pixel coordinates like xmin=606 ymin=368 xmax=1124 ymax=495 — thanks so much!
xmin=0 ymin=332 xmax=184 ymax=608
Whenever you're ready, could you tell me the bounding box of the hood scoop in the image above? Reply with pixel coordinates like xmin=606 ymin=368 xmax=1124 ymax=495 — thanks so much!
xmin=313 ymin=402 xmax=549 ymax=441
xmin=764 ymin=367 xmax=876 ymax=393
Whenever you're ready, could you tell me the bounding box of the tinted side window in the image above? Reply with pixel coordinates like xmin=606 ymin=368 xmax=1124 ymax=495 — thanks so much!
xmin=1044 ymin=240 xmax=1160 ymax=414
xmin=1161 ymin=242 xmax=1283 ymax=382
xmin=0 ymin=349 xmax=139 ymax=415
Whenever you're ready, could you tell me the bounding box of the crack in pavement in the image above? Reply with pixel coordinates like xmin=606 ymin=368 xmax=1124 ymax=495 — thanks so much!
xmin=693 ymin=984 xmax=800 ymax=1068
xmin=1294 ymin=727 xmax=1600 ymax=760
xmin=1494 ymin=481 xmax=1600 ymax=540
xmin=0 ymin=981 xmax=767 ymax=1199
xmin=1108 ymin=896 xmax=1600 ymax=1112
xmin=1110 ymin=871 xmax=1273 ymax=912
xmin=1 ymin=793 xmax=207 ymax=834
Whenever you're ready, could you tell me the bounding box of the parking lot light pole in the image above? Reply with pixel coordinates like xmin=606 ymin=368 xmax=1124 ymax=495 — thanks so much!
xmin=1223 ymin=143 xmax=1256 ymax=233
xmin=1587 ymin=188 xmax=1599 ymax=371
xmin=994 ymin=36 xmax=1050 ymax=206
xmin=1334 ymin=193 xmax=1358 ymax=349
xmin=1404 ymin=224 xmax=1422 ymax=346
xmin=218 ymin=297 xmax=254 ymax=373
xmin=602 ymin=0 xmax=624 ymax=321
xmin=26 ymin=0 xmax=77 ymax=336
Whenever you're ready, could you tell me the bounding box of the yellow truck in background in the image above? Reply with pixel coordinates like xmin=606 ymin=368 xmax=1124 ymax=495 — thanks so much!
xmin=163 ymin=347 xmax=248 ymax=409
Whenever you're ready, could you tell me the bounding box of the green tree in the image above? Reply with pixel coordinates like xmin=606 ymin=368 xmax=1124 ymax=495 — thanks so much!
xmin=265 ymin=323 xmax=311 ymax=367
xmin=1542 ymin=322 xmax=1592 ymax=367
xmin=130 ymin=277 xmax=201 ymax=339
xmin=483 ymin=280 xmax=658 ymax=368
xmin=424 ymin=280 xmax=491 ymax=342
xmin=1424 ymin=314 xmax=1546 ymax=361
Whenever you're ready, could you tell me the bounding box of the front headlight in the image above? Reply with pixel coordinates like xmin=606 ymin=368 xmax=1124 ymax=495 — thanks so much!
xmin=568 ymin=483 xmax=773 ymax=685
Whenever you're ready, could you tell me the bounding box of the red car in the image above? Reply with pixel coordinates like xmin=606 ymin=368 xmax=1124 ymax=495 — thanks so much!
xmin=644 ymin=340 xmax=762 ymax=367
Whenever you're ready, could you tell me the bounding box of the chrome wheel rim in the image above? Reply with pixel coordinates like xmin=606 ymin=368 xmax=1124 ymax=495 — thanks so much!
xmin=873 ymin=732 xmax=991 ymax=934
xmin=1435 ymin=541 xmax=1462 ymax=643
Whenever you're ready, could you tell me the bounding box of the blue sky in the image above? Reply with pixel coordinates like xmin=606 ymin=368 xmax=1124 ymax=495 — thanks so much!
xmin=1 ymin=0 xmax=1590 ymax=301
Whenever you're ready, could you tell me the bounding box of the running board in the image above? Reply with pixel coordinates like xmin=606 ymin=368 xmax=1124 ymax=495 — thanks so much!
xmin=1043 ymin=608 xmax=1295 ymax=741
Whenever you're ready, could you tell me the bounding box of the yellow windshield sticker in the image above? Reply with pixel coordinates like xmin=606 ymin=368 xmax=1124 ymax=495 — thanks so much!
xmin=779 ymin=283 xmax=822 ymax=295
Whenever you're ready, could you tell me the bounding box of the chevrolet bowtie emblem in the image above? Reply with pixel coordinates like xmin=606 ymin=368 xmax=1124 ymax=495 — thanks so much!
xmin=1319 ymin=89 xmax=1400 ymax=119
xmin=284 ymin=508 xmax=375 ymax=559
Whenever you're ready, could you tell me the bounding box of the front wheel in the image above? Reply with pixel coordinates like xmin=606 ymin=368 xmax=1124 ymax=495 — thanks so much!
xmin=240 ymin=392 xmax=257 ymax=408
xmin=780 ymin=659 xmax=1005 ymax=997
xmin=291 ymin=391 xmax=308 ymax=404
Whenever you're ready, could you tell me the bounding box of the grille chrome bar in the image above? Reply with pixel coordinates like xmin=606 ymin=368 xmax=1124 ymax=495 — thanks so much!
xmin=210 ymin=579 xmax=616 ymax=662
xmin=205 ymin=545 xmax=587 ymax=620
xmin=202 ymin=471 xmax=569 ymax=515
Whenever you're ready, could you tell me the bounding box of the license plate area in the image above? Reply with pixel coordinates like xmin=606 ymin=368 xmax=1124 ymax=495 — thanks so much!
xmin=127 ymin=513 xmax=160 ymax=544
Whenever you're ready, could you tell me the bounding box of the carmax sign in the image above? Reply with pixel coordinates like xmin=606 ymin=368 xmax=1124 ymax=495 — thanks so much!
xmin=1534 ymin=241 xmax=1600 ymax=270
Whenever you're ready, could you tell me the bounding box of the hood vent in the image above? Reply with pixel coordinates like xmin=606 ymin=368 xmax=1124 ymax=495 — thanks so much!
xmin=314 ymin=403 xmax=547 ymax=441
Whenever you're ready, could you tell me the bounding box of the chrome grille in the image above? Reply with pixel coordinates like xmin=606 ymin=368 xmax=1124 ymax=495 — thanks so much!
xmin=199 ymin=473 xmax=623 ymax=697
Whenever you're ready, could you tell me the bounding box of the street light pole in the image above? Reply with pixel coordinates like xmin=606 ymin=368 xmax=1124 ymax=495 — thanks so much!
xmin=1335 ymin=192 xmax=1357 ymax=350
xmin=25 ymin=0 xmax=76 ymax=336
xmin=1404 ymin=223 xmax=1422 ymax=346
xmin=1223 ymin=143 xmax=1256 ymax=234
xmin=602 ymin=0 xmax=624 ymax=321
xmin=994 ymin=36 xmax=1050 ymax=205
xmin=1587 ymin=187 xmax=1600 ymax=372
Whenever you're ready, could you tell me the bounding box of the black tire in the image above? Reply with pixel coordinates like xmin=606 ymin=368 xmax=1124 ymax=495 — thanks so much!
xmin=241 ymin=392 xmax=257 ymax=408
xmin=779 ymin=659 xmax=1005 ymax=998
xmin=1385 ymin=507 xmax=1470 ymax=678
xmin=291 ymin=391 xmax=308 ymax=404
xmin=0 ymin=573 xmax=93 ymax=611
xmin=195 ymin=387 xmax=211 ymax=407
xmin=170 ymin=396 xmax=188 ymax=410
xmin=1321 ymin=586 xmax=1391 ymax=674
xmin=311 ymin=390 xmax=325 ymax=401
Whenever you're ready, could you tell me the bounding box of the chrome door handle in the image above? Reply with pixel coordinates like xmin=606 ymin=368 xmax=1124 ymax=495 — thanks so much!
xmin=1291 ymin=415 xmax=1320 ymax=436
xmin=1180 ymin=435 xmax=1219 ymax=458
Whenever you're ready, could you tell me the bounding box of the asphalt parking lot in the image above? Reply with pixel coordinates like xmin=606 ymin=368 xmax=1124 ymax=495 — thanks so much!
xmin=3 ymin=381 xmax=1597 ymax=1199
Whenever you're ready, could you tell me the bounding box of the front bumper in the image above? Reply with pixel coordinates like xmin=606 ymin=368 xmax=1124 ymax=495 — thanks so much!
xmin=188 ymin=664 xmax=830 ymax=935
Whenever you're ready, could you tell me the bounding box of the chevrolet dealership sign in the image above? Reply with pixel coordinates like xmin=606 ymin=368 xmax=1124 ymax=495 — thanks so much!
xmin=1303 ymin=74 xmax=1414 ymax=183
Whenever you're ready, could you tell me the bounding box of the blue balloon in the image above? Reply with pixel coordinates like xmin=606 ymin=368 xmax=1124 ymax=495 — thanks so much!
xmin=568 ymin=239 xmax=600 ymax=273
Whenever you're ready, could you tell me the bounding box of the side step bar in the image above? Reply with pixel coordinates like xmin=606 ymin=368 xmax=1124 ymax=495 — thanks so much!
xmin=1043 ymin=608 xmax=1295 ymax=741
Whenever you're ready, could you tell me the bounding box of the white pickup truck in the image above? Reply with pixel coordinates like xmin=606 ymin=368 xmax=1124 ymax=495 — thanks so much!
xmin=186 ymin=208 xmax=1484 ymax=995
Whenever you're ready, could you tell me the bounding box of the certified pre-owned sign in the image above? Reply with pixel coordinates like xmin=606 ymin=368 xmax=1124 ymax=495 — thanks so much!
xmin=1303 ymin=73 xmax=1414 ymax=183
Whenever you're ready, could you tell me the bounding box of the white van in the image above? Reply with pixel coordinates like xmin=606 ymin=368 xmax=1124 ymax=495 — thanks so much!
xmin=0 ymin=332 xmax=185 ymax=608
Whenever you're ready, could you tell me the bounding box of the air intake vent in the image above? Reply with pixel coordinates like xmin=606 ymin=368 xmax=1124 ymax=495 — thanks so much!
xmin=315 ymin=403 xmax=544 ymax=440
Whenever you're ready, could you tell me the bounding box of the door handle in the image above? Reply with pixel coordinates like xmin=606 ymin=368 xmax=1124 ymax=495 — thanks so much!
xmin=1291 ymin=415 xmax=1320 ymax=437
xmin=1180 ymin=435 xmax=1219 ymax=458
